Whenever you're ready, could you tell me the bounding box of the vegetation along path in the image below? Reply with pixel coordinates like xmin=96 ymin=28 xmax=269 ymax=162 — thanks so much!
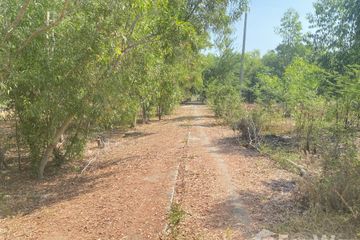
xmin=0 ymin=104 xmax=296 ymax=240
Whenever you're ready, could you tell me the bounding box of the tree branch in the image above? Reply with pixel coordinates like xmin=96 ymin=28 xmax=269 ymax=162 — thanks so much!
xmin=128 ymin=14 xmax=141 ymax=40
xmin=38 ymin=114 xmax=74 ymax=179
xmin=17 ymin=0 xmax=70 ymax=53
xmin=123 ymin=33 xmax=158 ymax=54
xmin=3 ymin=0 xmax=32 ymax=42
xmin=109 ymin=32 xmax=158 ymax=72
xmin=185 ymin=0 xmax=203 ymax=21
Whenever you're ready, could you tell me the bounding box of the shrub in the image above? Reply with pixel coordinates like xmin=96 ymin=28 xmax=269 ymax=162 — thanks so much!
xmin=207 ymin=80 xmax=243 ymax=122
xmin=234 ymin=108 xmax=264 ymax=148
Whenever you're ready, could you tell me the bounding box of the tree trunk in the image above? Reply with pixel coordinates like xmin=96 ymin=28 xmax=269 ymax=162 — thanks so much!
xmin=142 ymin=104 xmax=146 ymax=124
xmin=38 ymin=116 xmax=73 ymax=179
xmin=305 ymin=119 xmax=313 ymax=154
xmin=0 ymin=146 xmax=7 ymax=170
xmin=15 ymin=114 xmax=22 ymax=170
xmin=158 ymin=106 xmax=162 ymax=120
xmin=131 ymin=114 xmax=137 ymax=128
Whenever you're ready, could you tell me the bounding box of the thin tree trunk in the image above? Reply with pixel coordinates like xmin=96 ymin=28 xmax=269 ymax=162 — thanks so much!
xmin=38 ymin=115 xmax=73 ymax=179
xmin=158 ymin=106 xmax=162 ymax=120
xmin=15 ymin=113 xmax=22 ymax=170
xmin=0 ymin=146 xmax=7 ymax=170
xmin=142 ymin=104 xmax=147 ymax=124
xmin=132 ymin=114 xmax=137 ymax=128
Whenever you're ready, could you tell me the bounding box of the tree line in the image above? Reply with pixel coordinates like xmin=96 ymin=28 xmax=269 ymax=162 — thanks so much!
xmin=0 ymin=0 xmax=248 ymax=178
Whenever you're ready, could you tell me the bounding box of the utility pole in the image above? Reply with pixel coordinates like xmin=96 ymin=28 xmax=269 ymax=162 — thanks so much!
xmin=239 ymin=11 xmax=248 ymax=86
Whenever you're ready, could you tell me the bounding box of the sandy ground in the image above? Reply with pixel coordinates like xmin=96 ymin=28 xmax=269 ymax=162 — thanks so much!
xmin=0 ymin=104 xmax=296 ymax=240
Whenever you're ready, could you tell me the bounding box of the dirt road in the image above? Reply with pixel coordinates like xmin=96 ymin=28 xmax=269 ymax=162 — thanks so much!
xmin=0 ymin=104 xmax=295 ymax=240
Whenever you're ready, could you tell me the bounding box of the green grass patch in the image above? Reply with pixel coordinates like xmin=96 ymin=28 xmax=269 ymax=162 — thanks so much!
xmin=260 ymin=143 xmax=302 ymax=174
xmin=167 ymin=203 xmax=186 ymax=239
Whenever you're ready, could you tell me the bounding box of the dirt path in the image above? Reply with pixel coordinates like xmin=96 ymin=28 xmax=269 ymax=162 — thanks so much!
xmin=169 ymin=104 xmax=296 ymax=239
xmin=0 ymin=104 xmax=296 ymax=240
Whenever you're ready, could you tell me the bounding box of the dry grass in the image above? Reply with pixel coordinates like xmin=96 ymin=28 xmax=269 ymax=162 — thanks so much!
xmin=256 ymin=109 xmax=360 ymax=239
xmin=273 ymin=208 xmax=359 ymax=239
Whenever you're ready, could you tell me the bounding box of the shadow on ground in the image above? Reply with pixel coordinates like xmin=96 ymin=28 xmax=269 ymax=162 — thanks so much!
xmin=204 ymin=186 xmax=299 ymax=236
xmin=0 ymin=155 xmax=139 ymax=219
xmin=166 ymin=115 xmax=215 ymax=123
xmin=181 ymin=101 xmax=205 ymax=106
xmin=263 ymin=134 xmax=298 ymax=149
xmin=180 ymin=122 xmax=221 ymax=128
xmin=209 ymin=135 xmax=259 ymax=157
xmin=262 ymin=179 xmax=296 ymax=193
xmin=123 ymin=131 xmax=155 ymax=139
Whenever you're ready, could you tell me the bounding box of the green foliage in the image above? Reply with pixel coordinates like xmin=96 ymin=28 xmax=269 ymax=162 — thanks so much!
xmin=240 ymin=50 xmax=265 ymax=103
xmin=257 ymin=61 xmax=360 ymax=226
xmin=207 ymin=80 xmax=243 ymax=123
xmin=0 ymin=0 xmax=248 ymax=178
xmin=260 ymin=9 xmax=312 ymax=77
xmin=169 ymin=203 xmax=186 ymax=227
xmin=203 ymin=7 xmax=360 ymax=234
xmin=201 ymin=1 xmax=360 ymax=236
xmin=283 ymin=58 xmax=328 ymax=152
xmin=275 ymin=9 xmax=303 ymax=46
xmin=309 ymin=0 xmax=360 ymax=69
xmin=203 ymin=45 xmax=243 ymax=123
xmin=256 ymin=73 xmax=284 ymax=104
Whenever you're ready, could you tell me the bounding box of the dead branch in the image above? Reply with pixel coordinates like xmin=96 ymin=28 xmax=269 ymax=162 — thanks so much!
xmin=81 ymin=150 xmax=102 ymax=175
xmin=334 ymin=189 xmax=359 ymax=219
xmin=184 ymin=131 xmax=191 ymax=147
xmin=282 ymin=158 xmax=308 ymax=177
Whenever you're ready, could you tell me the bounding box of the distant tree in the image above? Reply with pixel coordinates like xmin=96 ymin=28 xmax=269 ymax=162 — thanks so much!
xmin=275 ymin=9 xmax=309 ymax=74
xmin=260 ymin=9 xmax=309 ymax=77
xmin=276 ymin=9 xmax=303 ymax=46
xmin=241 ymin=50 xmax=265 ymax=103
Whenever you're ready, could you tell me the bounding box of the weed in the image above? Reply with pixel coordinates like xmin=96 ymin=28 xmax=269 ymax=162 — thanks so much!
xmin=72 ymin=165 xmax=81 ymax=174
xmin=167 ymin=203 xmax=186 ymax=239
xmin=224 ymin=227 xmax=233 ymax=240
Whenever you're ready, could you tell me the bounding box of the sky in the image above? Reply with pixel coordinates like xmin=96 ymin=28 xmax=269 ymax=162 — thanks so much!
xmin=231 ymin=0 xmax=316 ymax=55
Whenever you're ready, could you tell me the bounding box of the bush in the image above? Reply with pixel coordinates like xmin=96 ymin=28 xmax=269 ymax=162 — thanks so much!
xmin=305 ymin=123 xmax=360 ymax=218
xmin=207 ymin=80 xmax=243 ymax=123
xmin=234 ymin=107 xmax=264 ymax=148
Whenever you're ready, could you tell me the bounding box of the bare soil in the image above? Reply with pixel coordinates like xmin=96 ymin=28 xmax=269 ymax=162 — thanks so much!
xmin=0 ymin=104 xmax=298 ymax=240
